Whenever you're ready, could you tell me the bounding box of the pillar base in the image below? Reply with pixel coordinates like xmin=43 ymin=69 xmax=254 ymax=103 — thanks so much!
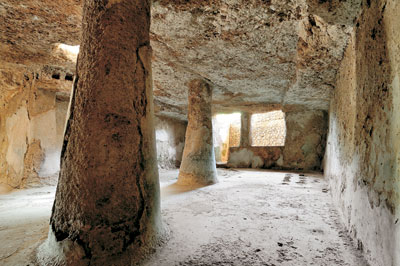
xmin=177 ymin=171 xmax=218 ymax=187
xmin=37 ymin=230 xmax=88 ymax=266
xmin=37 ymin=226 xmax=166 ymax=266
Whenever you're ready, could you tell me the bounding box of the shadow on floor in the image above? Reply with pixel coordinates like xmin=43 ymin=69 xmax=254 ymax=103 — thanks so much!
xmin=161 ymin=182 xmax=212 ymax=197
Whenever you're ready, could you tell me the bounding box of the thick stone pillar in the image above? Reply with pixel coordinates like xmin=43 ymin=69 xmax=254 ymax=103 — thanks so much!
xmin=240 ymin=111 xmax=251 ymax=147
xmin=178 ymin=79 xmax=217 ymax=186
xmin=283 ymin=109 xmax=328 ymax=170
xmin=37 ymin=1 xmax=161 ymax=265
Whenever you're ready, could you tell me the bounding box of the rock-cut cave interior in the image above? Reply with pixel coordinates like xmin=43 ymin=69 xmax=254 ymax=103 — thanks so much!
xmin=0 ymin=0 xmax=399 ymax=265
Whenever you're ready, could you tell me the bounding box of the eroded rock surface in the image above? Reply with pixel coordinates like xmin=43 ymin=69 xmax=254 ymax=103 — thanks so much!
xmin=1 ymin=0 xmax=358 ymax=120
xmin=151 ymin=0 xmax=354 ymax=118
xmin=0 ymin=73 xmax=69 ymax=188
xmin=0 ymin=0 xmax=361 ymax=187
xmin=178 ymin=79 xmax=218 ymax=186
xmin=155 ymin=115 xmax=186 ymax=169
xmin=325 ymin=0 xmax=400 ymax=265
xmin=37 ymin=1 xmax=162 ymax=265
xmin=0 ymin=0 xmax=80 ymax=188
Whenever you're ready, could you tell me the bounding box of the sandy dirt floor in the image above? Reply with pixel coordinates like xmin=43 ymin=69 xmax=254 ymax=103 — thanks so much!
xmin=0 ymin=169 xmax=368 ymax=266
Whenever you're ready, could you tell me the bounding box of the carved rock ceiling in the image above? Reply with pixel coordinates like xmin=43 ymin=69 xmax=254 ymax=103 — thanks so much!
xmin=0 ymin=0 xmax=361 ymax=120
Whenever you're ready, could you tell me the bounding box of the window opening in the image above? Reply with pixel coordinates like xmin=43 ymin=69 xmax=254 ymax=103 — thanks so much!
xmin=250 ymin=111 xmax=286 ymax=146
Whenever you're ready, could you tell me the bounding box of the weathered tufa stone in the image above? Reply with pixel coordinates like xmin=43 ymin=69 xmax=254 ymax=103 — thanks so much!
xmin=240 ymin=111 xmax=251 ymax=148
xmin=37 ymin=0 xmax=162 ymax=265
xmin=178 ymin=79 xmax=218 ymax=186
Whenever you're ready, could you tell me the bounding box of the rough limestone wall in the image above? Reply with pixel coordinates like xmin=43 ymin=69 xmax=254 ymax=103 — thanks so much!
xmin=325 ymin=1 xmax=400 ymax=265
xmin=0 ymin=66 xmax=71 ymax=189
xmin=38 ymin=1 xmax=162 ymax=263
xmin=228 ymin=146 xmax=283 ymax=169
xmin=0 ymin=66 xmax=31 ymax=188
xmin=155 ymin=115 xmax=186 ymax=169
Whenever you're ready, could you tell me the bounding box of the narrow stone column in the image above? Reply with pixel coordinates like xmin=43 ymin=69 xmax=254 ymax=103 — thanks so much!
xmin=240 ymin=111 xmax=251 ymax=147
xmin=178 ymin=79 xmax=218 ymax=186
xmin=37 ymin=1 xmax=161 ymax=265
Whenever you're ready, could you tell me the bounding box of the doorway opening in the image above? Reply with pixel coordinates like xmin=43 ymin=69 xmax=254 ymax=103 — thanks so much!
xmin=212 ymin=113 xmax=241 ymax=163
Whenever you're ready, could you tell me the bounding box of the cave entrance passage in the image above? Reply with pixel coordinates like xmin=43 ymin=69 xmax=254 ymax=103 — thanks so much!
xmin=212 ymin=113 xmax=241 ymax=163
